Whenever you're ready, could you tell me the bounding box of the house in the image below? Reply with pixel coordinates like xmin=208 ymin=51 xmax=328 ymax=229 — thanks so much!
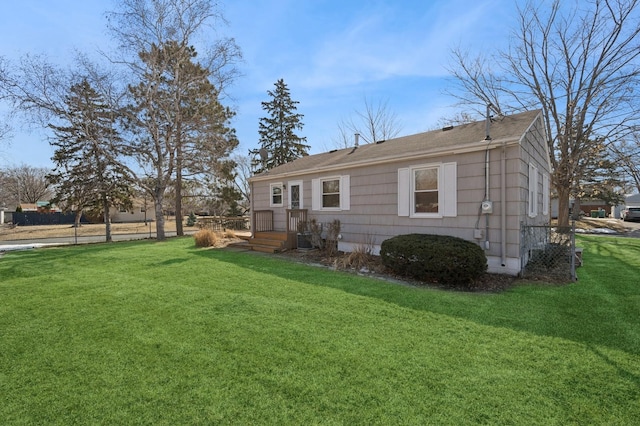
xmin=613 ymin=193 xmax=640 ymax=219
xmin=18 ymin=201 xmax=59 ymax=212
xmin=248 ymin=110 xmax=551 ymax=276
xmin=110 ymin=198 xmax=156 ymax=223
xmin=551 ymin=198 xmax=613 ymax=219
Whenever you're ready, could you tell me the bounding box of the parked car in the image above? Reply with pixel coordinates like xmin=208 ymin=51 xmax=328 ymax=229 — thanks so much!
xmin=622 ymin=207 xmax=640 ymax=221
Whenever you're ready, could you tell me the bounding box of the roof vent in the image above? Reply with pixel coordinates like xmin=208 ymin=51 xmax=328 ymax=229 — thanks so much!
xmin=329 ymin=149 xmax=338 ymax=153
xmin=375 ymin=139 xmax=386 ymax=144
xmin=442 ymin=125 xmax=454 ymax=131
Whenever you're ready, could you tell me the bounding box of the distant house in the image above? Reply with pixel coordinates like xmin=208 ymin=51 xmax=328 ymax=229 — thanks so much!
xmin=613 ymin=193 xmax=640 ymax=218
xmin=110 ymin=198 xmax=155 ymax=223
xmin=18 ymin=201 xmax=59 ymax=213
xmin=248 ymin=110 xmax=551 ymax=276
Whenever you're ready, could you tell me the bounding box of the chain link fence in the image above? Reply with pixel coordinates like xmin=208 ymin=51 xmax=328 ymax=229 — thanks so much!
xmin=520 ymin=222 xmax=577 ymax=281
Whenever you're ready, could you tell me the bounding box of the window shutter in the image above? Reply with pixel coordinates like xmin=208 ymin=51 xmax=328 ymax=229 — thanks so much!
xmin=542 ymin=174 xmax=549 ymax=215
xmin=398 ymin=168 xmax=410 ymax=216
xmin=312 ymin=178 xmax=320 ymax=211
xmin=442 ymin=162 xmax=457 ymax=217
xmin=340 ymin=175 xmax=350 ymax=211
xmin=528 ymin=163 xmax=538 ymax=217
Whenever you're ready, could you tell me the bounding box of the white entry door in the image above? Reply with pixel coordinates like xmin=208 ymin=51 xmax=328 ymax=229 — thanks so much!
xmin=288 ymin=181 xmax=303 ymax=209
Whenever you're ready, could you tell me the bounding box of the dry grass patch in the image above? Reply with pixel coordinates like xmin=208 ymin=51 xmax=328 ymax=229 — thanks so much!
xmin=193 ymin=229 xmax=219 ymax=247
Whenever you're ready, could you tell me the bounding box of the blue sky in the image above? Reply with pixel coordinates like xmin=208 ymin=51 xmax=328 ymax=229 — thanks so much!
xmin=0 ymin=0 xmax=515 ymax=169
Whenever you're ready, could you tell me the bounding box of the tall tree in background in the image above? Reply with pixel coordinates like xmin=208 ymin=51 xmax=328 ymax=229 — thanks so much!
xmin=333 ymin=97 xmax=402 ymax=149
xmin=252 ymin=79 xmax=309 ymax=173
xmin=0 ymin=57 xmax=11 ymax=143
xmin=107 ymin=0 xmax=242 ymax=240
xmin=611 ymin=135 xmax=640 ymax=194
xmin=48 ymin=79 xmax=132 ymax=240
xmin=448 ymin=0 xmax=640 ymax=226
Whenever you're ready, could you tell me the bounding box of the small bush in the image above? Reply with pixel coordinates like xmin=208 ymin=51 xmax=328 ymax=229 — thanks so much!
xmin=340 ymin=244 xmax=373 ymax=271
xmin=186 ymin=213 xmax=197 ymax=227
xmin=224 ymin=229 xmax=236 ymax=239
xmin=194 ymin=229 xmax=218 ymax=248
xmin=380 ymin=234 xmax=487 ymax=287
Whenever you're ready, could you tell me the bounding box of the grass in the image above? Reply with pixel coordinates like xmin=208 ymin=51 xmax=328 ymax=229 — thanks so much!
xmin=1 ymin=235 xmax=639 ymax=424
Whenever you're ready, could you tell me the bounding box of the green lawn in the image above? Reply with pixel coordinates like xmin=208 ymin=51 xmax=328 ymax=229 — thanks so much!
xmin=1 ymin=235 xmax=639 ymax=425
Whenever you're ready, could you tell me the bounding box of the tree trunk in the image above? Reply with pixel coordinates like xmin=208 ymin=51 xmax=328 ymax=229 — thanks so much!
xmin=175 ymin=134 xmax=184 ymax=237
xmin=74 ymin=210 xmax=83 ymax=228
xmin=102 ymin=195 xmax=112 ymax=242
xmin=557 ymin=185 xmax=571 ymax=227
xmin=154 ymin=188 xmax=166 ymax=241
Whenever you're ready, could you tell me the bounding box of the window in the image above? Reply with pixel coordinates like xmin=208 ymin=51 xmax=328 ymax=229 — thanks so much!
xmin=270 ymin=183 xmax=283 ymax=207
xmin=528 ymin=163 xmax=538 ymax=217
xmin=398 ymin=162 xmax=457 ymax=218
xmin=322 ymin=178 xmax=340 ymax=208
xmin=413 ymin=167 xmax=439 ymax=213
xmin=312 ymin=175 xmax=350 ymax=211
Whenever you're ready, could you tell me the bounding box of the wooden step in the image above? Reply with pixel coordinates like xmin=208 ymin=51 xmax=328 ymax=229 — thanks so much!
xmin=249 ymin=237 xmax=284 ymax=248
xmin=250 ymin=244 xmax=282 ymax=254
xmin=253 ymin=231 xmax=288 ymax=241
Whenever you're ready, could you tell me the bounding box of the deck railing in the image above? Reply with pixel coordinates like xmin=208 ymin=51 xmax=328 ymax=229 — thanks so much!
xmin=286 ymin=209 xmax=308 ymax=234
xmin=253 ymin=210 xmax=274 ymax=232
xmin=196 ymin=216 xmax=250 ymax=231
xmin=286 ymin=209 xmax=308 ymax=249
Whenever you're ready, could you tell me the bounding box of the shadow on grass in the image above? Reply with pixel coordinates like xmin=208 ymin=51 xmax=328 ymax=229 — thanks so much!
xmin=191 ymin=243 xmax=640 ymax=357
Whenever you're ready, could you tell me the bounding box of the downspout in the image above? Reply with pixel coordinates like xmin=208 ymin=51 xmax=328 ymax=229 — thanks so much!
xmin=484 ymin=103 xmax=491 ymax=251
xmin=501 ymin=142 xmax=507 ymax=267
xmin=484 ymin=148 xmax=490 ymax=250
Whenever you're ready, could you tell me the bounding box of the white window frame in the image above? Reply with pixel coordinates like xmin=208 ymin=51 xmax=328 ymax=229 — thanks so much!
xmin=411 ymin=165 xmax=440 ymax=218
xmin=398 ymin=162 xmax=457 ymax=218
xmin=270 ymin=182 xmax=284 ymax=207
xmin=312 ymin=175 xmax=350 ymax=211
xmin=320 ymin=176 xmax=341 ymax=210
xmin=528 ymin=163 xmax=538 ymax=218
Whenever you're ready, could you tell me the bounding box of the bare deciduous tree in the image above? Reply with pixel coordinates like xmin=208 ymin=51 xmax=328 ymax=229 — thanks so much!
xmin=0 ymin=164 xmax=53 ymax=207
xmin=332 ymin=97 xmax=402 ymax=149
xmin=107 ymin=0 xmax=242 ymax=240
xmin=611 ymin=135 xmax=640 ymax=194
xmin=448 ymin=0 xmax=640 ymax=225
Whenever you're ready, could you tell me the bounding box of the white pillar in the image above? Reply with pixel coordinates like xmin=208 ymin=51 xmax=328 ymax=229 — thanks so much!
xmin=0 ymin=209 xmax=4 ymax=224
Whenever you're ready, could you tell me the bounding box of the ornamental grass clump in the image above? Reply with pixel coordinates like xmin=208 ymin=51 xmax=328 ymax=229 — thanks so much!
xmin=194 ymin=229 xmax=218 ymax=247
xmin=380 ymin=234 xmax=487 ymax=287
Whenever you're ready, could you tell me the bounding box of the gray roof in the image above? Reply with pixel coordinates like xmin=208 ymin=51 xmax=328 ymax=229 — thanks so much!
xmin=252 ymin=109 xmax=542 ymax=180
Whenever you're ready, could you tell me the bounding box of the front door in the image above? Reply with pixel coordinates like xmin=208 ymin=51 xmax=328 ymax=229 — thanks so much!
xmin=289 ymin=181 xmax=302 ymax=209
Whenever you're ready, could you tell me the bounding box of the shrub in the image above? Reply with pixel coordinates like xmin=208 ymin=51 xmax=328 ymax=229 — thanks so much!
xmin=340 ymin=244 xmax=373 ymax=271
xmin=186 ymin=212 xmax=197 ymax=227
xmin=224 ymin=229 xmax=236 ymax=239
xmin=194 ymin=229 xmax=218 ymax=248
xmin=380 ymin=234 xmax=487 ymax=287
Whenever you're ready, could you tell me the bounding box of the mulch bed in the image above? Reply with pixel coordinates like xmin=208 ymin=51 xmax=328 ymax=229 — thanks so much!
xmin=274 ymin=248 xmax=523 ymax=293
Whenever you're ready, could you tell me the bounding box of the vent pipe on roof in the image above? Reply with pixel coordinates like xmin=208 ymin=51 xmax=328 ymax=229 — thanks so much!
xmin=354 ymin=133 xmax=360 ymax=147
xmin=485 ymin=104 xmax=492 ymax=140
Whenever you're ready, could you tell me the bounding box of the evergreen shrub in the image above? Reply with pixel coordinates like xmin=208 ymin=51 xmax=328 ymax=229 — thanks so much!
xmin=380 ymin=234 xmax=487 ymax=287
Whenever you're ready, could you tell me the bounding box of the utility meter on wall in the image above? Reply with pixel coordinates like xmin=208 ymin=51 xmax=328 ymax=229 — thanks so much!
xmin=481 ymin=200 xmax=493 ymax=214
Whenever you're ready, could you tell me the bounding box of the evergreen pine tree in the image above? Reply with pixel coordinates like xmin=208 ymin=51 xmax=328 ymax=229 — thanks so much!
xmin=48 ymin=79 xmax=132 ymax=241
xmin=251 ymin=79 xmax=309 ymax=173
